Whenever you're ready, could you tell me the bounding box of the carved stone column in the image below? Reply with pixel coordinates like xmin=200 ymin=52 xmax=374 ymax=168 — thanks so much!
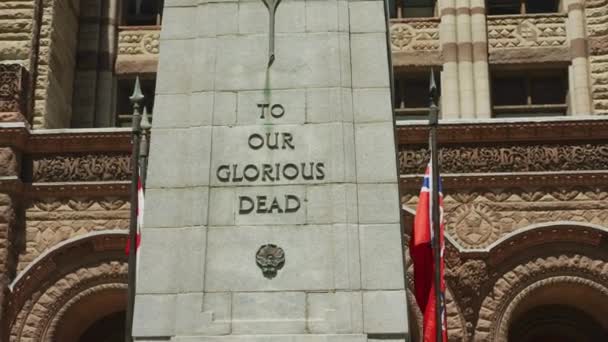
xmin=471 ymin=0 xmax=491 ymax=118
xmin=566 ymin=0 xmax=592 ymax=115
xmin=456 ymin=0 xmax=476 ymax=117
xmin=93 ymin=0 xmax=119 ymax=127
xmin=440 ymin=0 xmax=461 ymax=118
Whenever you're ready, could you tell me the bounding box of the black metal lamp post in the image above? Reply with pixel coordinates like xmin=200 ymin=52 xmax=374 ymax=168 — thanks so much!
xmin=125 ymin=76 xmax=151 ymax=342
xmin=428 ymin=68 xmax=443 ymax=342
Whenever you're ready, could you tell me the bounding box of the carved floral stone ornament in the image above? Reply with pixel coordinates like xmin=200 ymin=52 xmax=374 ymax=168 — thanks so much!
xmin=390 ymin=24 xmax=416 ymax=50
xmin=256 ymin=244 xmax=285 ymax=279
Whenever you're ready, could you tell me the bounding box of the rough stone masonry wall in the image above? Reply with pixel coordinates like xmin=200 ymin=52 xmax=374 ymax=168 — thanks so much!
xmin=33 ymin=0 xmax=80 ymax=128
xmin=587 ymin=0 xmax=608 ymax=114
xmin=0 ymin=193 xmax=17 ymax=329
xmin=0 ymin=0 xmax=35 ymax=67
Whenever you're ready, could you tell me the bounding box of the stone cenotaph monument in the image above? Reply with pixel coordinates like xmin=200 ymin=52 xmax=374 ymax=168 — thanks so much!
xmin=133 ymin=0 xmax=409 ymax=340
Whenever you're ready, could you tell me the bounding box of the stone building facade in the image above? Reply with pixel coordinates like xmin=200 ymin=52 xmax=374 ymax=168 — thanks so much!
xmin=0 ymin=0 xmax=607 ymax=341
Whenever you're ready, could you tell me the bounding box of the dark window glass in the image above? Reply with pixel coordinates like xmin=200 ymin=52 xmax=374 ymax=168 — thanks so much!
xmin=402 ymin=79 xmax=429 ymax=107
xmin=487 ymin=0 xmax=520 ymax=15
xmin=531 ymin=76 xmax=566 ymax=104
xmin=488 ymin=0 xmax=560 ymax=15
xmin=492 ymin=77 xmax=526 ymax=105
xmin=403 ymin=0 xmax=435 ymax=18
xmin=491 ymin=69 xmax=568 ymax=118
xmin=389 ymin=0 xmax=397 ymax=18
xmin=394 ymin=72 xmax=440 ymax=120
xmin=125 ymin=0 xmax=164 ymax=25
xmin=395 ymin=77 xmax=430 ymax=109
xmin=527 ymin=0 xmax=559 ymax=14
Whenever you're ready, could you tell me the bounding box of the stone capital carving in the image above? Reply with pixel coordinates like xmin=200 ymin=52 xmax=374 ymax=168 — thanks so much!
xmin=0 ymin=64 xmax=27 ymax=122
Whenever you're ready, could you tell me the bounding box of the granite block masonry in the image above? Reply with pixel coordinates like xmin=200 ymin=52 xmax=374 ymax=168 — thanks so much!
xmin=133 ymin=0 xmax=410 ymax=341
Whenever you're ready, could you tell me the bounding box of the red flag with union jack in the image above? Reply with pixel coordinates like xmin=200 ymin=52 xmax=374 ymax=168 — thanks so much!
xmin=410 ymin=163 xmax=447 ymax=342
xmin=125 ymin=175 xmax=143 ymax=257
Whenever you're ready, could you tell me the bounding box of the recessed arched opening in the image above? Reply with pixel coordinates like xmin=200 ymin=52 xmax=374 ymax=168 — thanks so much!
xmin=509 ymin=304 xmax=606 ymax=342
xmin=506 ymin=280 xmax=608 ymax=342
xmin=51 ymin=284 xmax=126 ymax=342
xmin=78 ymin=310 xmax=125 ymax=342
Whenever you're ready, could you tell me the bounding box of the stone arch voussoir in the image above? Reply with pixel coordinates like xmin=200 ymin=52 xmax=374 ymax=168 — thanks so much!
xmin=475 ymin=254 xmax=608 ymax=342
xmin=7 ymin=232 xmax=127 ymax=342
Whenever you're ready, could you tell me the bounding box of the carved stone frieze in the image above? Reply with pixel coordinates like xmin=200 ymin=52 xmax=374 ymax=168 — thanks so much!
xmin=0 ymin=147 xmax=18 ymax=177
xmin=118 ymin=28 xmax=160 ymax=56
xmin=487 ymin=14 xmax=567 ymax=49
xmin=0 ymin=63 xmax=26 ymax=121
xmin=587 ymin=0 xmax=608 ymax=114
xmin=32 ymin=153 xmax=131 ymax=182
xmin=450 ymin=204 xmax=499 ymax=246
xmin=19 ymin=198 xmax=129 ymax=271
xmin=390 ymin=19 xmax=440 ymax=52
xmin=445 ymin=258 xmax=489 ymax=338
xmin=402 ymin=186 xmax=608 ymax=248
xmin=399 ymin=143 xmax=608 ymax=174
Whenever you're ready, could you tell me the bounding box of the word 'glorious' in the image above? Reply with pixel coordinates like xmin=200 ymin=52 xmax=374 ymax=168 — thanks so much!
xmin=217 ymin=162 xmax=325 ymax=183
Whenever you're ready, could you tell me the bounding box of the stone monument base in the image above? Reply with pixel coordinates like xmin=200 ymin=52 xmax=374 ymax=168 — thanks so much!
xmin=140 ymin=334 xmax=400 ymax=342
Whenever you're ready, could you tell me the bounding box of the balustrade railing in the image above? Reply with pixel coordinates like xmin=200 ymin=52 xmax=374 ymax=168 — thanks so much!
xmin=389 ymin=18 xmax=440 ymax=53
xmin=487 ymin=14 xmax=567 ymax=50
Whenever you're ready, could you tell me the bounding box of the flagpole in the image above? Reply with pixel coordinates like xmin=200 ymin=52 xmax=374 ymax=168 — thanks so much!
xmin=125 ymin=77 xmax=144 ymax=342
xmin=428 ymin=69 xmax=443 ymax=342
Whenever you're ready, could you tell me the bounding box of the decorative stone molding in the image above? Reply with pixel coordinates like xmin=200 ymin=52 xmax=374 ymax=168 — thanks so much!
xmin=487 ymin=14 xmax=567 ymax=49
xmin=10 ymin=261 xmax=127 ymax=342
xmin=19 ymin=199 xmax=129 ymax=271
xmin=390 ymin=19 xmax=440 ymax=52
xmin=449 ymin=204 xmax=499 ymax=246
xmin=44 ymin=282 xmax=127 ymax=342
xmin=0 ymin=193 xmax=17 ymax=333
xmin=0 ymin=64 xmax=27 ymax=122
xmin=256 ymin=244 xmax=285 ymax=279
xmin=401 ymin=172 xmax=608 ymax=191
xmin=476 ymin=255 xmax=608 ymax=341
xmin=31 ymin=152 xmax=131 ymax=182
xmin=118 ymin=27 xmax=161 ymax=56
xmin=116 ymin=26 xmax=160 ymax=74
xmin=0 ymin=125 xmax=132 ymax=153
xmin=7 ymin=232 xmax=127 ymax=337
xmin=0 ymin=147 xmax=19 ymax=177
xmin=396 ymin=119 xmax=608 ymax=145
xmin=399 ymin=143 xmax=608 ymax=174
xmin=0 ymin=126 xmax=132 ymax=197
xmin=402 ymin=186 xmax=608 ymax=248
